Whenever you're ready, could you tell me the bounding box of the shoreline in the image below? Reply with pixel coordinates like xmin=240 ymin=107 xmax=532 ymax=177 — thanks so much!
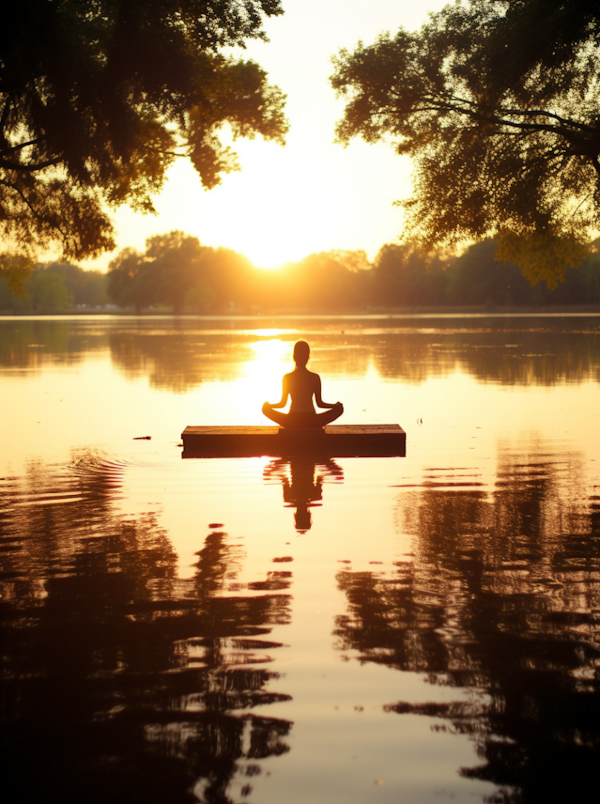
xmin=1 ymin=304 xmax=600 ymax=318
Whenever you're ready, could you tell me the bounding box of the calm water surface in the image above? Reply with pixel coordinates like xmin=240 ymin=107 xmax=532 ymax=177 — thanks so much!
xmin=1 ymin=315 xmax=600 ymax=803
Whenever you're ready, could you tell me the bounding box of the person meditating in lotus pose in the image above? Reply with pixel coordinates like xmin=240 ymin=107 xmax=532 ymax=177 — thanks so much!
xmin=262 ymin=340 xmax=344 ymax=428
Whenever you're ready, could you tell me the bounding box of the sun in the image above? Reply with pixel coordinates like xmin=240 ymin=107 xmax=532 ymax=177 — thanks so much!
xmin=241 ymin=237 xmax=302 ymax=270
xmin=204 ymin=139 xmax=345 ymax=269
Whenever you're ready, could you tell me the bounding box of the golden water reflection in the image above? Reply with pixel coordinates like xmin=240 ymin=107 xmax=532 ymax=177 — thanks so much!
xmin=1 ymin=316 xmax=600 ymax=802
xmin=1 ymin=317 xmax=599 ymax=389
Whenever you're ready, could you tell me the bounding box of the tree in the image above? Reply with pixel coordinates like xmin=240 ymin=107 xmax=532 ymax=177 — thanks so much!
xmin=327 ymin=249 xmax=372 ymax=273
xmin=445 ymin=239 xmax=533 ymax=306
xmin=372 ymin=243 xmax=448 ymax=306
xmin=1 ymin=0 xmax=287 ymax=284
xmin=27 ymin=269 xmax=73 ymax=312
xmin=145 ymin=231 xmax=208 ymax=315
xmin=0 ymin=254 xmax=35 ymax=295
xmin=107 ymin=231 xmax=254 ymax=313
xmin=45 ymin=262 xmax=109 ymax=306
xmin=185 ymin=281 xmax=216 ymax=313
xmin=331 ymin=0 xmax=600 ymax=287
xmin=197 ymin=246 xmax=256 ymax=309
xmin=283 ymin=252 xmax=365 ymax=309
xmin=106 ymin=248 xmax=155 ymax=314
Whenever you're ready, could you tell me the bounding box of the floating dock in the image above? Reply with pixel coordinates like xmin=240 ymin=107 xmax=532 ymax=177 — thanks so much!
xmin=181 ymin=424 xmax=406 ymax=458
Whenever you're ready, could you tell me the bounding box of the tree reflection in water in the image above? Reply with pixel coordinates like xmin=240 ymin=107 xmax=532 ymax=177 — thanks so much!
xmin=263 ymin=458 xmax=344 ymax=532
xmin=2 ymin=317 xmax=598 ymax=392
xmin=0 ymin=453 xmax=292 ymax=803
xmin=334 ymin=447 xmax=600 ymax=801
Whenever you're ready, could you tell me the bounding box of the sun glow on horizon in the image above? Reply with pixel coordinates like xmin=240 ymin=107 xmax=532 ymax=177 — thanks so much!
xmin=166 ymin=138 xmax=349 ymax=271
xmin=96 ymin=143 xmax=353 ymax=272
xmin=82 ymin=1 xmax=449 ymax=275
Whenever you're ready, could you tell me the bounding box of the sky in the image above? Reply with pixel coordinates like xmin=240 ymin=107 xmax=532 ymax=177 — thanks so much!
xmin=84 ymin=0 xmax=449 ymax=272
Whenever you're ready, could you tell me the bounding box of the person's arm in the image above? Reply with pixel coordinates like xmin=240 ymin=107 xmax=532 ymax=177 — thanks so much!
xmin=265 ymin=374 xmax=290 ymax=409
xmin=313 ymin=373 xmax=341 ymax=409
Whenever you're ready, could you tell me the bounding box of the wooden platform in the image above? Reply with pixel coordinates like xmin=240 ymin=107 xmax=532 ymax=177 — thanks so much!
xmin=181 ymin=425 xmax=406 ymax=458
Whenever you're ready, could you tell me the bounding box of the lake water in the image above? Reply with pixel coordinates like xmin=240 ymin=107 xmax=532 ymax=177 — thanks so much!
xmin=1 ymin=314 xmax=599 ymax=803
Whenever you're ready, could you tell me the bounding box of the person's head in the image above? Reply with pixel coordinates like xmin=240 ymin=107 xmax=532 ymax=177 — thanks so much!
xmin=293 ymin=340 xmax=310 ymax=367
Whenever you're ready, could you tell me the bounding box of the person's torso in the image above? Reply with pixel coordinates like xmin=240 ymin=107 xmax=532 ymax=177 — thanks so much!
xmin=287 ymin=369 xmax=317 ymax=413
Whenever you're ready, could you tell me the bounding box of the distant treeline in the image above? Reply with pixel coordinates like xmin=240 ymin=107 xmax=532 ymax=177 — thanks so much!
xmin=1 ymin=234 xmax=600 ymax=314
xmin=0 ymin=262 xmax=109 ymax=313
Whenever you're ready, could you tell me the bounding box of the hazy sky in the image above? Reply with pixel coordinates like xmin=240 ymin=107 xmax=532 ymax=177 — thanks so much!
xmin=86 ymin=0 xmax=448 ymax=272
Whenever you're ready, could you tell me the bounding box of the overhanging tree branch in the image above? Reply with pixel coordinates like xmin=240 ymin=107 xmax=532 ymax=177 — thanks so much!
xmin=0 ymin=0 xmax=288 ymax=281
xmin=331 ymin=0 xmax=600 ymax=287
xmin=0 ymin=156 xmax=62 ymax=171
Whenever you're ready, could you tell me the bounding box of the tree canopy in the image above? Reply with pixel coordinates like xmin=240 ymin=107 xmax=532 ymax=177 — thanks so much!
xmin=106 ymin=230 xmax=254 ymax=313
xmin=331 ymin=0 xmax=600 ymax=287
xmin=0 ymin=0 xmax=287 ymax=272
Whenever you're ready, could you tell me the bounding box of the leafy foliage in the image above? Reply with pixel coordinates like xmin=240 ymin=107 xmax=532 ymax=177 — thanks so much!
xmin=45 ymin=262 xmax=110 ymax=307
xmin=0 ymin=0 xmax=287 ymax=274
xmin=331 ymin=0 xmax=600 ymax=287
xmin=0 ymin=254 xmax=35 ymax=295
xmin=371 ymin=244 xmax=449 ymax=307
xmin=26 ymin=271 xmax=74 ymax=312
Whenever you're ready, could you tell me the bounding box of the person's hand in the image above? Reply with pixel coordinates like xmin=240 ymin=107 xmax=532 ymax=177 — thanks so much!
xmin=262 ymin=401 xmax=272 ymax=413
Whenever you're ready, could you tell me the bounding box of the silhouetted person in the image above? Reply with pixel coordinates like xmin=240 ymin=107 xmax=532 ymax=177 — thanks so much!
xmin=262 ymin=341 xmax=343 ymax=428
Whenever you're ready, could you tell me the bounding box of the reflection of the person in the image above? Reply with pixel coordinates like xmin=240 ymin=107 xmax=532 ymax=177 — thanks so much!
xmin=264 ymin=458 xmax=344 ymax=532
